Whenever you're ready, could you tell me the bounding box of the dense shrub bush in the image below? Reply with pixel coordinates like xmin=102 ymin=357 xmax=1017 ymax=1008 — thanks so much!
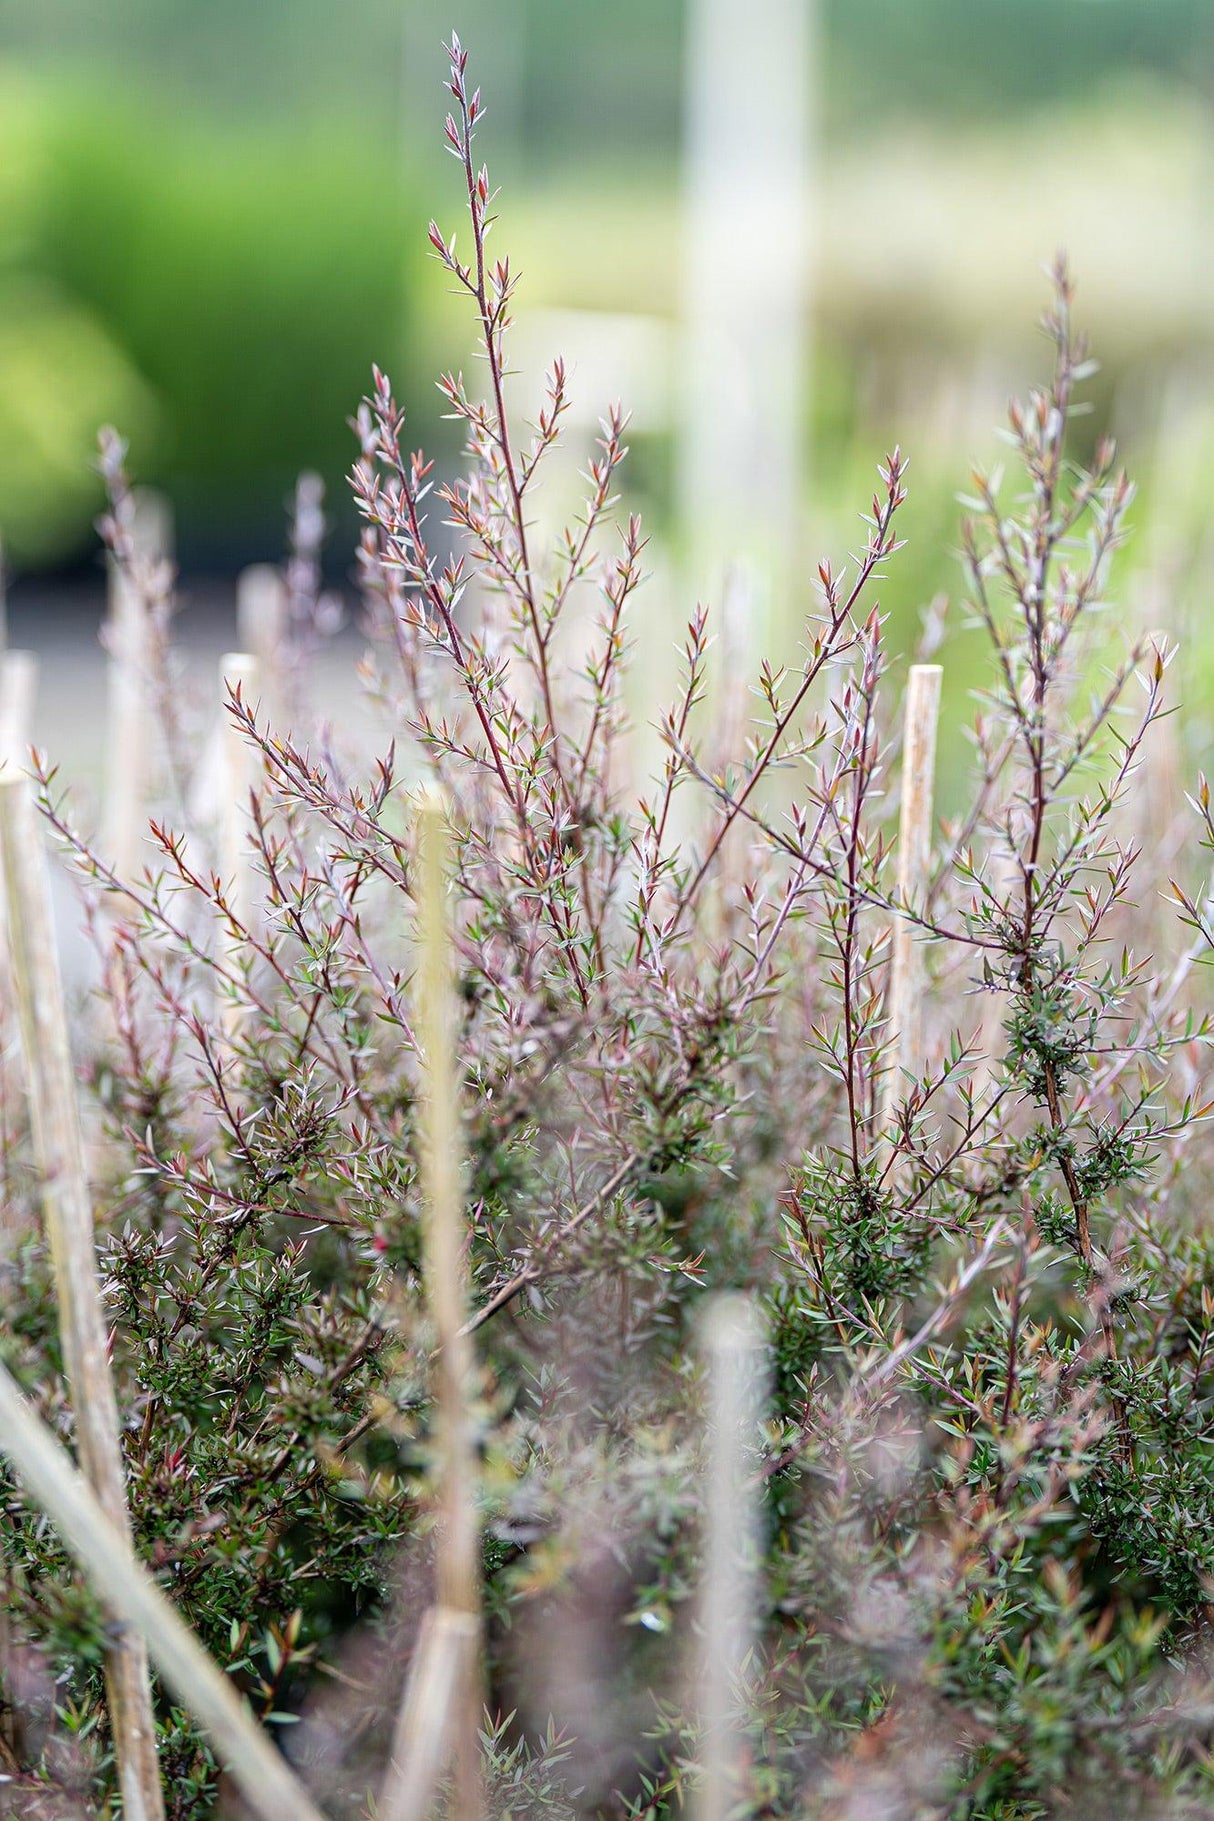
xmin=3 ymin=33 xmax=1214 ymax=1821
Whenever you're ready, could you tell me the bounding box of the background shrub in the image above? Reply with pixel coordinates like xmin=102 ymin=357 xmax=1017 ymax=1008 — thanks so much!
xmin=0 ymin=78 xmax=422 ymax=568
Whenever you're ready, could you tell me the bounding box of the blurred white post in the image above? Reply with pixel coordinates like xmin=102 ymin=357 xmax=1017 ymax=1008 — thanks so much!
xmin=0 ymin=536 xmax=39 ymax=780
xmin=681 ymin=0 xmax=814 ymax=642
xmin=103 ymin=490 xmax=172 ymax=879
xmin=697 ymin=1295 xmax=764 ymax=1821
xmin=218 ymin=654 xmax=259 ymax=929
xmin=236 ymin=565 xmax=288 ymax=730
xmin=0 ymin=651 xmax=38 ymax=776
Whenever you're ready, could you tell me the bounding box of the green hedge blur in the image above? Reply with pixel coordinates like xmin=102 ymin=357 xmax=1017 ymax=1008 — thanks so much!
xmin=0 ymin=73 xmax=423 ymax=571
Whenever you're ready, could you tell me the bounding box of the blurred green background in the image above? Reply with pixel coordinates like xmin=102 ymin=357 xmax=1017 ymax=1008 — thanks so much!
xmin=0 ymin=0 xmax=1212 ymax=630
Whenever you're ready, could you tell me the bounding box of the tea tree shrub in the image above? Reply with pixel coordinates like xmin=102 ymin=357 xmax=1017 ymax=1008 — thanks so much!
xmin=1 ymin=36 xmax=1214 ymax=1821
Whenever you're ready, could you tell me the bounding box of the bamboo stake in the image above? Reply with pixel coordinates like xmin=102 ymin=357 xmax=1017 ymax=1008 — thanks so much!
xmin=697 ymin=1294 xmax=764 ymax=1821
xmin=380 ymin=793 xmax=483 ymax=1821
xmin=416 ymin=796 xmax=480 ymax=1628
xmin=0 ymin=775 xmax=163 ymax=1821
xmin=0 ymin=1356 xmax=327 ymax=1821
xmin=0 ymin=654 xmax=38 ymax=1166
xmin=103 ymin=489 xmax=171 ymax=879
xmin=881 ymin=664 xmax=943 ymax=1139
xmin=382 ymin=1606 xmax=481 ymax=1821
xmin=682 ymin=0 xmax=813 ymax=620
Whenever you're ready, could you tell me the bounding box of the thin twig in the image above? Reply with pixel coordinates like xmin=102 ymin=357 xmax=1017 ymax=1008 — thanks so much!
xmin=219 ymin=656 xmax=261 ymax=1054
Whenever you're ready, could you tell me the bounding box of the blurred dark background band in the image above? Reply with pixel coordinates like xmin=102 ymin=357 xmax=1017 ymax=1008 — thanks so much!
xmin=0 ymin=0 xmax=1210 ymax=579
